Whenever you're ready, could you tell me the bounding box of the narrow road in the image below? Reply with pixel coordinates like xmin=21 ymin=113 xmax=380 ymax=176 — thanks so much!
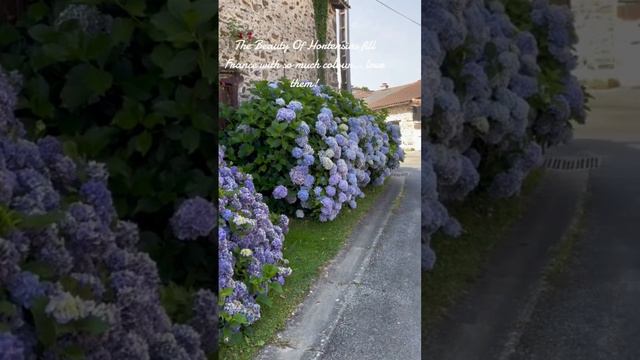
xmin=511 ymin=88 xmax=640 ymax=359
xmin=424 ymin=88 xmax=640 ymax=360
xmin=258 ymin=151 xmax=421 ymax=360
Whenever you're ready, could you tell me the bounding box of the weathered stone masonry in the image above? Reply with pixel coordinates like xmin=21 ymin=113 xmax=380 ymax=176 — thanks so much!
xmin=219 ymin=0 xmax=341 ymax=99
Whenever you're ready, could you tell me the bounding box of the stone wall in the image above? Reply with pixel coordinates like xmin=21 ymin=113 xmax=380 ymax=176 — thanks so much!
xmin=219 ymin=0 xmax=340 ymax=99
xmin=385 ymin=105 xmax=421 ymax=151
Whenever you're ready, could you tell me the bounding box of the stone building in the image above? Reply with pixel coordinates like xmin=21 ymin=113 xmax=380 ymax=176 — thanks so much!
xmin=361 ymin=81 xmax=422 ymax=151
xmin=219 ymin=0 xmax=351 ymax=105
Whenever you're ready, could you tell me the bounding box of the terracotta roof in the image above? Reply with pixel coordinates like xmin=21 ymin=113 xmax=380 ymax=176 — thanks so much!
xmin=352 ymin=88 xmax=373 ymax=99
xmin=363 ymin=80 xmax=421 ymax=110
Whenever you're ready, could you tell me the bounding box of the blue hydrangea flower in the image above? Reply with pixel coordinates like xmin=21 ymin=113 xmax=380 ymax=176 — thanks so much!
xmin=272 ymin=185 xmax=288 ymax=199
xmin=297 ymin=189 xmax=309 ymax=202
xmin=276 ymin=108 xmax=296 ymax=122
xmin=7 ymin=271 xmax=45 ymax=308
xmin=291 ymin=147 xmax=303 ymax=159
xmin=287 ymin=101 xmax=303 ymax=112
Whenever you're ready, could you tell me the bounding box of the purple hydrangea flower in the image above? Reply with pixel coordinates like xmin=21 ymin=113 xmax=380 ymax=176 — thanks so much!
xmin=170 ymin=197 xmax=216 ymax=240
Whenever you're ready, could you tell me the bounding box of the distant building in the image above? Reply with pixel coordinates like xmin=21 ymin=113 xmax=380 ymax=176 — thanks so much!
xmin=572 ymin=0 xmax=640 ymax=88
xmin=360 ymin=80 xmax=421 ymax=151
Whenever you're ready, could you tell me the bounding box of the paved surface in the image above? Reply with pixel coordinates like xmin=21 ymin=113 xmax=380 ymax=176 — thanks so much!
xmin=511 ymin=88 xmax=640 ymax=360
xmin=257 ymin=151 xmax=421 ymax=360
xmin=424 ymin=88 xmax=640 ymax=360
xmin=423 ymin=163 xmax=589 ymax=360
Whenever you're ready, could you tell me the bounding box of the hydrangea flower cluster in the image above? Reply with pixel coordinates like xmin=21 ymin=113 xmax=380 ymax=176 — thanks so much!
xmin=215 ymin=147 xmax=291 ymax=335
xmin=0 ymin=66 xmax=215 ymax=358
xmin=529 ymin=0 xmax=587 ymax=145
xmin=223 ymin=80 xmax=404 ymax=222
xmin=55 ymin=4 xmax=113 ymax=34
xmin=422 ymin=0 xmax=585 ymax=270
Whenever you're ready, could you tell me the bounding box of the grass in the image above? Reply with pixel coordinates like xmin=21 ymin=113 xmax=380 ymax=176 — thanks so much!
xmin=219 ymin=183 xmax=389 ymax=360
xmin=422 ymin=169 xmax=545 ymax=333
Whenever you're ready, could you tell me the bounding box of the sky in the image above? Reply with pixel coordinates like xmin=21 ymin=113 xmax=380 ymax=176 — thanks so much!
xmin=348 ymin=0 xmax=421 ymax=90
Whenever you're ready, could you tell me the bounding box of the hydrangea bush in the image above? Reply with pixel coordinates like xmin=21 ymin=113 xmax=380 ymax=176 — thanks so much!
xmin=422 ymin=0 xmax=587 ymax=270
xmin=0 ymin=66 xmax=218 ymax=358
xmin=202 ymin=147 xmax=292 ymax=342
xmin=221 ymin=80 xmax=404 ymax=221
xmin=0 ymin=0 xmax=218 ymax=292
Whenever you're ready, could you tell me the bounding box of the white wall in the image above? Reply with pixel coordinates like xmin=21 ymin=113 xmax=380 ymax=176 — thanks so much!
xmin=385 ymin=105 xmax=421 ymax=151
xmin=573 ymin=0 xmax=640 ymax=87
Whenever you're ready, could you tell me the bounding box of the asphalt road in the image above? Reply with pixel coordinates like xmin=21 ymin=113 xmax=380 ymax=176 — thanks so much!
xmin=321 ymin=151 xmax=421 ymax=360
xmin=511 ymin=88 xmax=640 ymax=360
xmin=258 ymin=151 xmax=421 ymax=360
xmin=424 ymin=88 xmax=640 ymax=360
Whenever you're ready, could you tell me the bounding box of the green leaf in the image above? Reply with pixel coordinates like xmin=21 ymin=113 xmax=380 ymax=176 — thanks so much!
xmin=200 ymin=57 xmax=217 ymax=84
xmin=150 ymin=44 xmax=173 ymax=69
xmin=180 ymin=128 xmax=200 ymax=153
xmin=61 ymin=64 xmax=113 ymax=109
xmin=17 ymin=211 xmax=65 ymax=231
xmin=111 ymin=18 xmax=135 ymax=45
xmin=135 ymin=130 xmax=153 ymax=155
xmin=77 ymin=126 xmax=118 ymax=157
xmin=262 ymin=264 xmax=279 ymax=278
xmin=150 ymin=11 xmax=192 ymax=45
xmin=113 ymin=98 xmax=144 ymax=130
xmin=0 ymin=301 xmax=17 ymax=318
xmin=26 ymin=1 xmax=49 ymax=23
xmin=191 ymin=113 xmax=215 ymax=134
xmin=84 ymin=34 xmax=113 ymax=61
xmin=122 ymin=0 xmax=146 ymax=16
xmin=142 ymin=113 xmax=165 ymax=128
xmin=61 ymin=345 xmax=85 ymax=360
xmin=26 ymin=76 xmax=54 ymax=118
xmin=153 ymin=100 xmax=180 ymax=118
xmin=32 ymin=296 xmax=57 ymax=347
xmin=28 ymin=24 xmax=57 ymax=43
xmin=183 ymin=10 xmax=201 ymax=31
xmin=256 ymin=293 xmax=273 ymax=307
xmin=41 ymin=43 xmax=69 ymax=62
xmin=74 ymin=316 xmax=110 ymax=335
xmin=163 ymin=49 xmax=198 ymax=78
xmin=21 ymin=261 xmax=56 ymax=281
xmin=238 ymin=143 xmax=254 ymax=157
xmin=0 ymin=25 xmax=20 ymax=47
xmin=219 ymin=287 xmax=233 ymax=302
xmin=133 ymin=198 xmax=162 ymax=214
xmin=191 ymin=0 xmax=217 ymax=24
xmin=168 ymin=0 xmax=191 ymax=18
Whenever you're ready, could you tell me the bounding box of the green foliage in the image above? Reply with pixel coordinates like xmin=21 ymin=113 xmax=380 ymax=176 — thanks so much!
xmin=0 ymin=0 xmax=217 ymax=289
xmin=0 ymin=205 xmax=20 ymax=236
xmin=221 ymin=79 xmax=390 ymax=216
xmin=312 ymin=0 xmax=328 ymax=84
xmin=503 ymin=0 xmax=590 ymax=146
